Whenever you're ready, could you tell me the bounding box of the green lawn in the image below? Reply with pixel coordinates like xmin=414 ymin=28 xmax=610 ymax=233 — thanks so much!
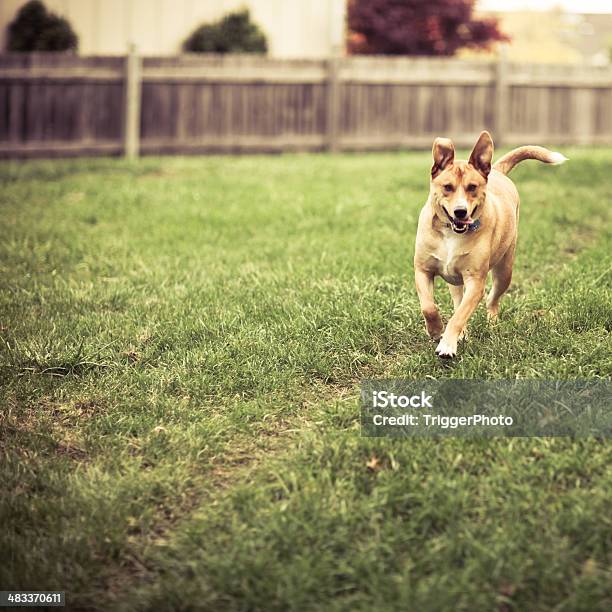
xmin=1 ymin=150 xmax=610 ymax=611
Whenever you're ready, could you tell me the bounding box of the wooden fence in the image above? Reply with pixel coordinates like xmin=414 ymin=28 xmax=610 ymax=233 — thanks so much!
xmin=1 ymin=51 xmax=612 ymax=158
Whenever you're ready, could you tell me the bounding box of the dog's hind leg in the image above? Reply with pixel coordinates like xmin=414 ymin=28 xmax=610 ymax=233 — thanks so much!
xmin=448 ymin=283 xmax=468 ymax=340
xmin=486 ymin=246 xmax=515 ymax=321
xmin=448 ymin=283 xmax=464 ymax=310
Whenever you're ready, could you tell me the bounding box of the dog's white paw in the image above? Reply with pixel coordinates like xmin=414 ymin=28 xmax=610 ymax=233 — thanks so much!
xmin=435 ymin=338 xmax=457 ymax=359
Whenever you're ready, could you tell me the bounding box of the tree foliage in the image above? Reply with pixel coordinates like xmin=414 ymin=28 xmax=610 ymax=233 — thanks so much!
xmin=7 ymin=0 xmax=78 ymax=52
xmin=348 ymin=0 xmax=508 ymax=56
xmin=183 ymin=9 xmax=267 ymax=54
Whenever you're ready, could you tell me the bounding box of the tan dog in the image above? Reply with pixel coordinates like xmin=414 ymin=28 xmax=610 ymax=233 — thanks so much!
xmin=414 ymin=131 xmax=567 ymax=358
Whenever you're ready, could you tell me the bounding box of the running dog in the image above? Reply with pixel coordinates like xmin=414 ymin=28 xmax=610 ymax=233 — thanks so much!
xmin=414 ymin=131 xmax=567 ymax=358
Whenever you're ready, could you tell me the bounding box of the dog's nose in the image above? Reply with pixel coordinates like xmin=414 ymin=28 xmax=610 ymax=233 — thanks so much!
xmin=454 ymin=207 xmax=468 ymax=219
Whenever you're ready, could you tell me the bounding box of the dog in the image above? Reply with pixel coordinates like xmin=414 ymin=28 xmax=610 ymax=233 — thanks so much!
xmin=414 ymin=130 xmax=567 ymax=358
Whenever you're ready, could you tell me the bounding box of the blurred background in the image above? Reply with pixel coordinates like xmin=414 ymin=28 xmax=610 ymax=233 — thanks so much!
xmin=0 ymin=0 xmax=611 ymax=158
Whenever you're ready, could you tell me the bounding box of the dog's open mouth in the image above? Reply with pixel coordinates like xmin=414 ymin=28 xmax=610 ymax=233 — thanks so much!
xmin=443 ymin=208 xmax=474 ymax=234
xmin=450 ymin=219 xmax=470 ymax=233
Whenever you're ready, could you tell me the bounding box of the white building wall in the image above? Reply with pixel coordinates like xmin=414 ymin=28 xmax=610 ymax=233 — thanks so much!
xmin=0 ymin=0 xmax=346 ymax=57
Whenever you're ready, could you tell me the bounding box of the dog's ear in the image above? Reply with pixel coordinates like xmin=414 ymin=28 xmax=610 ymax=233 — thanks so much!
xmin=431 ymin=137 xmax=455 ymax=178
xmin=469 ymin=131 xmax=494 ymax=178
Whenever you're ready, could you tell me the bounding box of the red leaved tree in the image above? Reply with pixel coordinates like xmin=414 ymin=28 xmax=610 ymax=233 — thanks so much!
xmin=348 ymin=0 xmax=508 ymax=56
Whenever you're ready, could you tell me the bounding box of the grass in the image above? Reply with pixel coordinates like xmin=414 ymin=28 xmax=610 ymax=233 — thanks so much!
xmin=0 ymin=149 xmax=610 ymax=611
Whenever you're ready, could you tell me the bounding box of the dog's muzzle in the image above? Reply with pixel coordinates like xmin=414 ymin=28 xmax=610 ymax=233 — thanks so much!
xmin=443 ymin=207 xmax=473 ymax=234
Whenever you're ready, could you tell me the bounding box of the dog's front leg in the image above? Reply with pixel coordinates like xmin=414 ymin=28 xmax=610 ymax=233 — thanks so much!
xmin=435 ymin=276 xmax=486 ymax=358
xmin=415 ymin=268 xmax=443 ymax=340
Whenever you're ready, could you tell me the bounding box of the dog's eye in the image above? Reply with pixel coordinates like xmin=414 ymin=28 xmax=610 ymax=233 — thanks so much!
xmin=466 ymin=183 xmax=477 ymax=193
xmin=443 ymin=184 xmax=454 ymax=193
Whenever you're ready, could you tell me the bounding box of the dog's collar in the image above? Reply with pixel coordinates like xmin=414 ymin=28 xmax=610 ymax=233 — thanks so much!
xmin=445 ymin=218 xmax=481 ymax=233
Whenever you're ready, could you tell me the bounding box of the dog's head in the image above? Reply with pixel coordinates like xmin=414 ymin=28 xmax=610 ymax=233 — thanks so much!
xmin=429 ymin=131 xmax=493 ymax=234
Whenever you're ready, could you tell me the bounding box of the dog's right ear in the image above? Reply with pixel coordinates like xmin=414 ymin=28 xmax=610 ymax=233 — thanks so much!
xmin=431 ymin=138 xmax=455 ymax=178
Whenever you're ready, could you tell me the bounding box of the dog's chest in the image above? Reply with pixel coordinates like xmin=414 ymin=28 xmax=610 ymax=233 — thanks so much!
xmin=428 ymin=233 xmax=469 ymax=285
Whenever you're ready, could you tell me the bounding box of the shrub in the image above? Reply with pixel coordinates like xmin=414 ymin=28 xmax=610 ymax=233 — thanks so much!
xmin=348 ymin=0 xmax=507 ymax=56
xmin=183 ymin=9 xmax=267 ymax=54
xmin=7 ymin=0 xmax=78 ymax=52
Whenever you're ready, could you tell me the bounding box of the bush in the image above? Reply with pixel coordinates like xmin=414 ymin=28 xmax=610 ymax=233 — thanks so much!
xmin=7 ymin=0 xmax=78 ymax=52
xmin=183 ymin=9 xmax=267 ymax=54
xmin=348 ymin=0 xmax=507 ymax=56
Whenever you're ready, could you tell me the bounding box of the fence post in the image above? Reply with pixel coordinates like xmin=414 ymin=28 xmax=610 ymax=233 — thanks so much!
xmin=494 ymin=44 xmax=509 ymax=146
xmin=124 ymin=44 xmax=142 ymax=159
xmin=325 ymin=56 xmax=340 ymax=152
xmin=573 ymin=88 xmax=594 ymax=145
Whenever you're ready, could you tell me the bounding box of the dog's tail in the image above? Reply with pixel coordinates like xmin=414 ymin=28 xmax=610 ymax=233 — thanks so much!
xmin=493 ymin=146 xmax=568 ymax=175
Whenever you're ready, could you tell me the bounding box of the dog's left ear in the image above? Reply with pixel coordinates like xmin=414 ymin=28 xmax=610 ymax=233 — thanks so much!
xmin=469 ymin=131 xmax=494 ymax=179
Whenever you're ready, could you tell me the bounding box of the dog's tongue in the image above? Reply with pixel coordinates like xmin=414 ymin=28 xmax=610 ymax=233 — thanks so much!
xmin=455 ymin=218 xmax=474 ymax=226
